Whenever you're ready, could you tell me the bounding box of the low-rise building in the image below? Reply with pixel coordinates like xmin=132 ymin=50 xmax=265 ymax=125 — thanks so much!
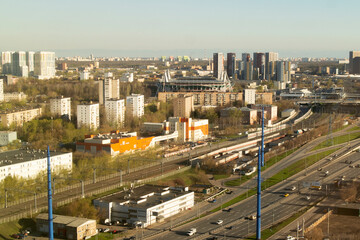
xmin=94 ymin=185 xmax=194 ymax=227
xmin=0 ymin=131 xmax=17 ymax=146
xmin=0 ymin=149 xmax=72 ymax=181
xmin=76 ymin=130 xmax=178 ymax=156
xmin=3 ymin=92 xmax=27 ymax=102
xmin=158 ymin=91 xmax=243 ymax=107
xmin=0 ymin=107 xmax=42 ymax=127
xmin=36 ymin=214 xmax=97 ymax=240
xmin=256 ymin=92 xmax=273 ymax=104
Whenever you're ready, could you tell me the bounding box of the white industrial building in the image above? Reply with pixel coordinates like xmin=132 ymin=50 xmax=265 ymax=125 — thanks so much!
xmin=50 ymin=96 xmax=71 ymax=120
xmin=77 ymin=102 xmax=99 ymax=129
xmin=94 ymin=185 xmax=194 ymax=227
xmin=0 ymin=131 xmax=17 ymax=146
xmin=126 ymin=94 xmax=144 ymax=118
xmin=0 ymin=149 xmax=72 ymax=181
xmin=105 ymin=98 xmax=125 ymax=128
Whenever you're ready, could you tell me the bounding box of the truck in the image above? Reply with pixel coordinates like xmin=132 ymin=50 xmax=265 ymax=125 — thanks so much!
xmin=186 ymin=228 xmax=197 ymax=236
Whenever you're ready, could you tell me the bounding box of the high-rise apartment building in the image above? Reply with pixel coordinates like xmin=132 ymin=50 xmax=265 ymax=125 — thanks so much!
xmin=242 ymin=53 xmax=251 ymax=62
xmin=242 ymin=61 xmax=254 ymax=80
xmin=265 ymin=52 xmax=279 ymax=80
xmin=173 ymin=94 xmax=194 ymax=118
xmin=77 ymin=103 xmax=100 ymax=129
xmin=226 ymin=53 xmax=236 ymax=79
xmin=50 ymin=96 xmax=71 ymax=120
xmin=12 ymin=51 xmax=28 ymax=77
xmin=105 ymin=98 xmax=125 ymax=127
xmin=349 ymin=51 xmax=360 ymax=74
xmin=213 ymin=53 xmax=224 ymax=79
xmin=99 ymin=72 xmax=120 ymax=105
xmin=276 ymin=61 xmax=291 ymax=89
xmin=26 ymin=51 xmax=35 ymax=75
xmin=126 ymin=94 xmax=144 ymax=118
xmin=253 ymin=52 xmax=265 ymax=80
xmin=1 ymin=51 xmax=13 ymax=74
xmin=34 ymin=51 xmax=56 ymax=79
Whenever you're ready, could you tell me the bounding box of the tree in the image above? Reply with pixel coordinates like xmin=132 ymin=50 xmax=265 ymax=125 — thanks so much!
xmin=56 ymin=198 xmax=99 ymax=220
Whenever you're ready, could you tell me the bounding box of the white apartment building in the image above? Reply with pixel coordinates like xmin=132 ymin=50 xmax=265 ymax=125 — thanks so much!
xmin=0 ymin=131 xmax=17 ymax=146
xmin=105 ymin=99 xmax=125 ymax=127
xmin=80 ymin=70 xmax=90 ymax=80
xmin=94 ymin=185 xmax=194 ymax=227
xmin=34 ymin=51 xmax=56 ymax=79
xmin=0 ymin=149 xmax=72 ymax=182
xmin=120 ymin=72 xmax=134 ymax=82
xmin=0 ymin=108 xmax=42 ymax=127
xmin=0 ymin=79 xmax=4 ymax=102
xmin=126 ymin=94 xmax=144 ymax=118
xmin=243 ymin=89 xmax=256 ymax=105
xmin=50 ymin=96 xmax=71 ymax=120
xmin=99 ymin=73 xmax=120 ymax=105
xmin=77 ymin=103 xmax=99 ymax=129
xmin=1 ymin=51 xmax=14 ymax=74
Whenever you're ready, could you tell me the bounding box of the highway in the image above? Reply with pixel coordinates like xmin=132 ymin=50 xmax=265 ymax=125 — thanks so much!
xmin=150 ymin=146 xmax=360 ymax=240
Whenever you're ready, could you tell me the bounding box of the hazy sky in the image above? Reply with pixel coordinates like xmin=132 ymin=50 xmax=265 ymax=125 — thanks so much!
xmin=1 ymin=0 xmax=359 ymax=58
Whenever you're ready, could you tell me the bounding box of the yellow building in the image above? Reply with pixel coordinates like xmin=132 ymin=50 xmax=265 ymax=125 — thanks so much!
xmin=0 ymin=107 xmax=42 ymax=127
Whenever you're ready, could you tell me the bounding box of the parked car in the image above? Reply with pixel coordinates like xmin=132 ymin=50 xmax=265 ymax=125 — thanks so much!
xmin=248 ymin=215 xmax=256 ymax=220
xmin=103 ymin=228 xmax=110 ymax=233
xmin=283 ymin=193 xmax=290 ymax=197
xmin=216 ymin=220 xmax=223 ymax=225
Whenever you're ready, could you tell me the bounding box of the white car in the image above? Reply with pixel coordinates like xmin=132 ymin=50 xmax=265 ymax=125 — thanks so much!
xmin=186 ymin=228 xmax=197 ymax=236
xmin=103 ymin=228 xmax=110 ymax=233
xmin=287 ymin=236 xmax=295 ymax=240
xmin=216 ymin=220 xmax=223 ymax=225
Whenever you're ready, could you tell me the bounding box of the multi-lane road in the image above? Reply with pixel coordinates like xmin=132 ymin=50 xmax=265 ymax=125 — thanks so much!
xmin=149 ymin=147 xmax=360 ymax=240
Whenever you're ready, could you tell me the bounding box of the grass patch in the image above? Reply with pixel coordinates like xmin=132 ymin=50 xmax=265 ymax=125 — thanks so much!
xmin=152 ymin=168 xmax=209 ymax=186
xmin=346 ymin=126 xmax=360 ymax=132
xmin=213 ymin=174 xmax=231 ymax=180
xmin=213 ymin=148 xmax=338 ymax=212
xmin=312 ymin=132 xmax=360 ymax=151
xmin=224 ymin=148 xmax=299 ymax=187
xmin=0 ymin=218 xmax=36 ymax=240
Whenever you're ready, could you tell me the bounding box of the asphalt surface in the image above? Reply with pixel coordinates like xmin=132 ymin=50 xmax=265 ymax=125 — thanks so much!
xmin=150 ymin=146 xmax=360 ymax=240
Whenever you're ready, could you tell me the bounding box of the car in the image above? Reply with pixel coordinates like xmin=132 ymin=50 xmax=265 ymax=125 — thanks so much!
xmin=97 ymin=228 xmax=103 ymax=232
xmin=11 ymin=234 xmax=21 ymax=239
xmin=209 ymin=199 xmax=217 ymax=203
xmin=222 ymin=208 xmax=232 ymax=212
xmin=207 ymin=237 xmax=218 ymax=240
xmin=283 ymin=193 xmax=290 ymax=197
xmin=216 ymin=220 xmax=223 ymax=225
xmin=226 ymin=190 xmax=233 ymax=194
xmin=328 ymin=157 xmax=333 ymax=161
xmin=112 ymin=230 xmax=121 ymax=234
xmin=103 ymin=228 xmax=110 ymax=233
xmin=350 ymin=165 xmax=355 ymax=168
xmin=324 ymin=170 xmax=329 ymax=176
xmin=287 ymin=236 xmax=295 ymax=240
xmin=226 ymin=226 xmax=233 ymax=230
xmin=317 ymin=168 xmax=322 ymax=171
xmin=248 ymin=215 xmax=257 ymax=220
xmin=286 ymin=186 xmax=296 ymax=191
xmin=112 ymin=220 xmax=120 ymax=225
xmin=186 ymin=228 xmax=197 ymax=236
xmin=306 ymin=196 xmax=311 ymax=200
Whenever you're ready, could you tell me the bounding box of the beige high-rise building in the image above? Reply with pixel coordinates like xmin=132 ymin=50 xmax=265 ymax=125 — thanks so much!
xmin=173 ymin=95 xmax=194 ymax=118
xmin=349 ymin=51 xmax=360 ymax=74
xmin=99 ymin=72 xmax=119 ymax=105
xmin=34 ymin=51 xmax=56 ymax=79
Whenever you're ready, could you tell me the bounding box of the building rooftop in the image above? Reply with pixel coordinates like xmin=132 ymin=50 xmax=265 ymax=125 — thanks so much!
xmin=97 ymin=184 xmax=191 ymax=209
xmin=0 ymin=148 xmax=70 ymax=167
xmin=37 ymin=213 xmax=95 ymax=227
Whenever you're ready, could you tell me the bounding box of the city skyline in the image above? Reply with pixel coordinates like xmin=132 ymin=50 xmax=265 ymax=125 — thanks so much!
xmin=1 ymin=0 xmax=360 ymax=58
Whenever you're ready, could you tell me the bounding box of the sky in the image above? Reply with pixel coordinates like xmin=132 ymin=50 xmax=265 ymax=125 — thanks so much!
xmin=0 ymin=0 xmax=359 ymax=58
